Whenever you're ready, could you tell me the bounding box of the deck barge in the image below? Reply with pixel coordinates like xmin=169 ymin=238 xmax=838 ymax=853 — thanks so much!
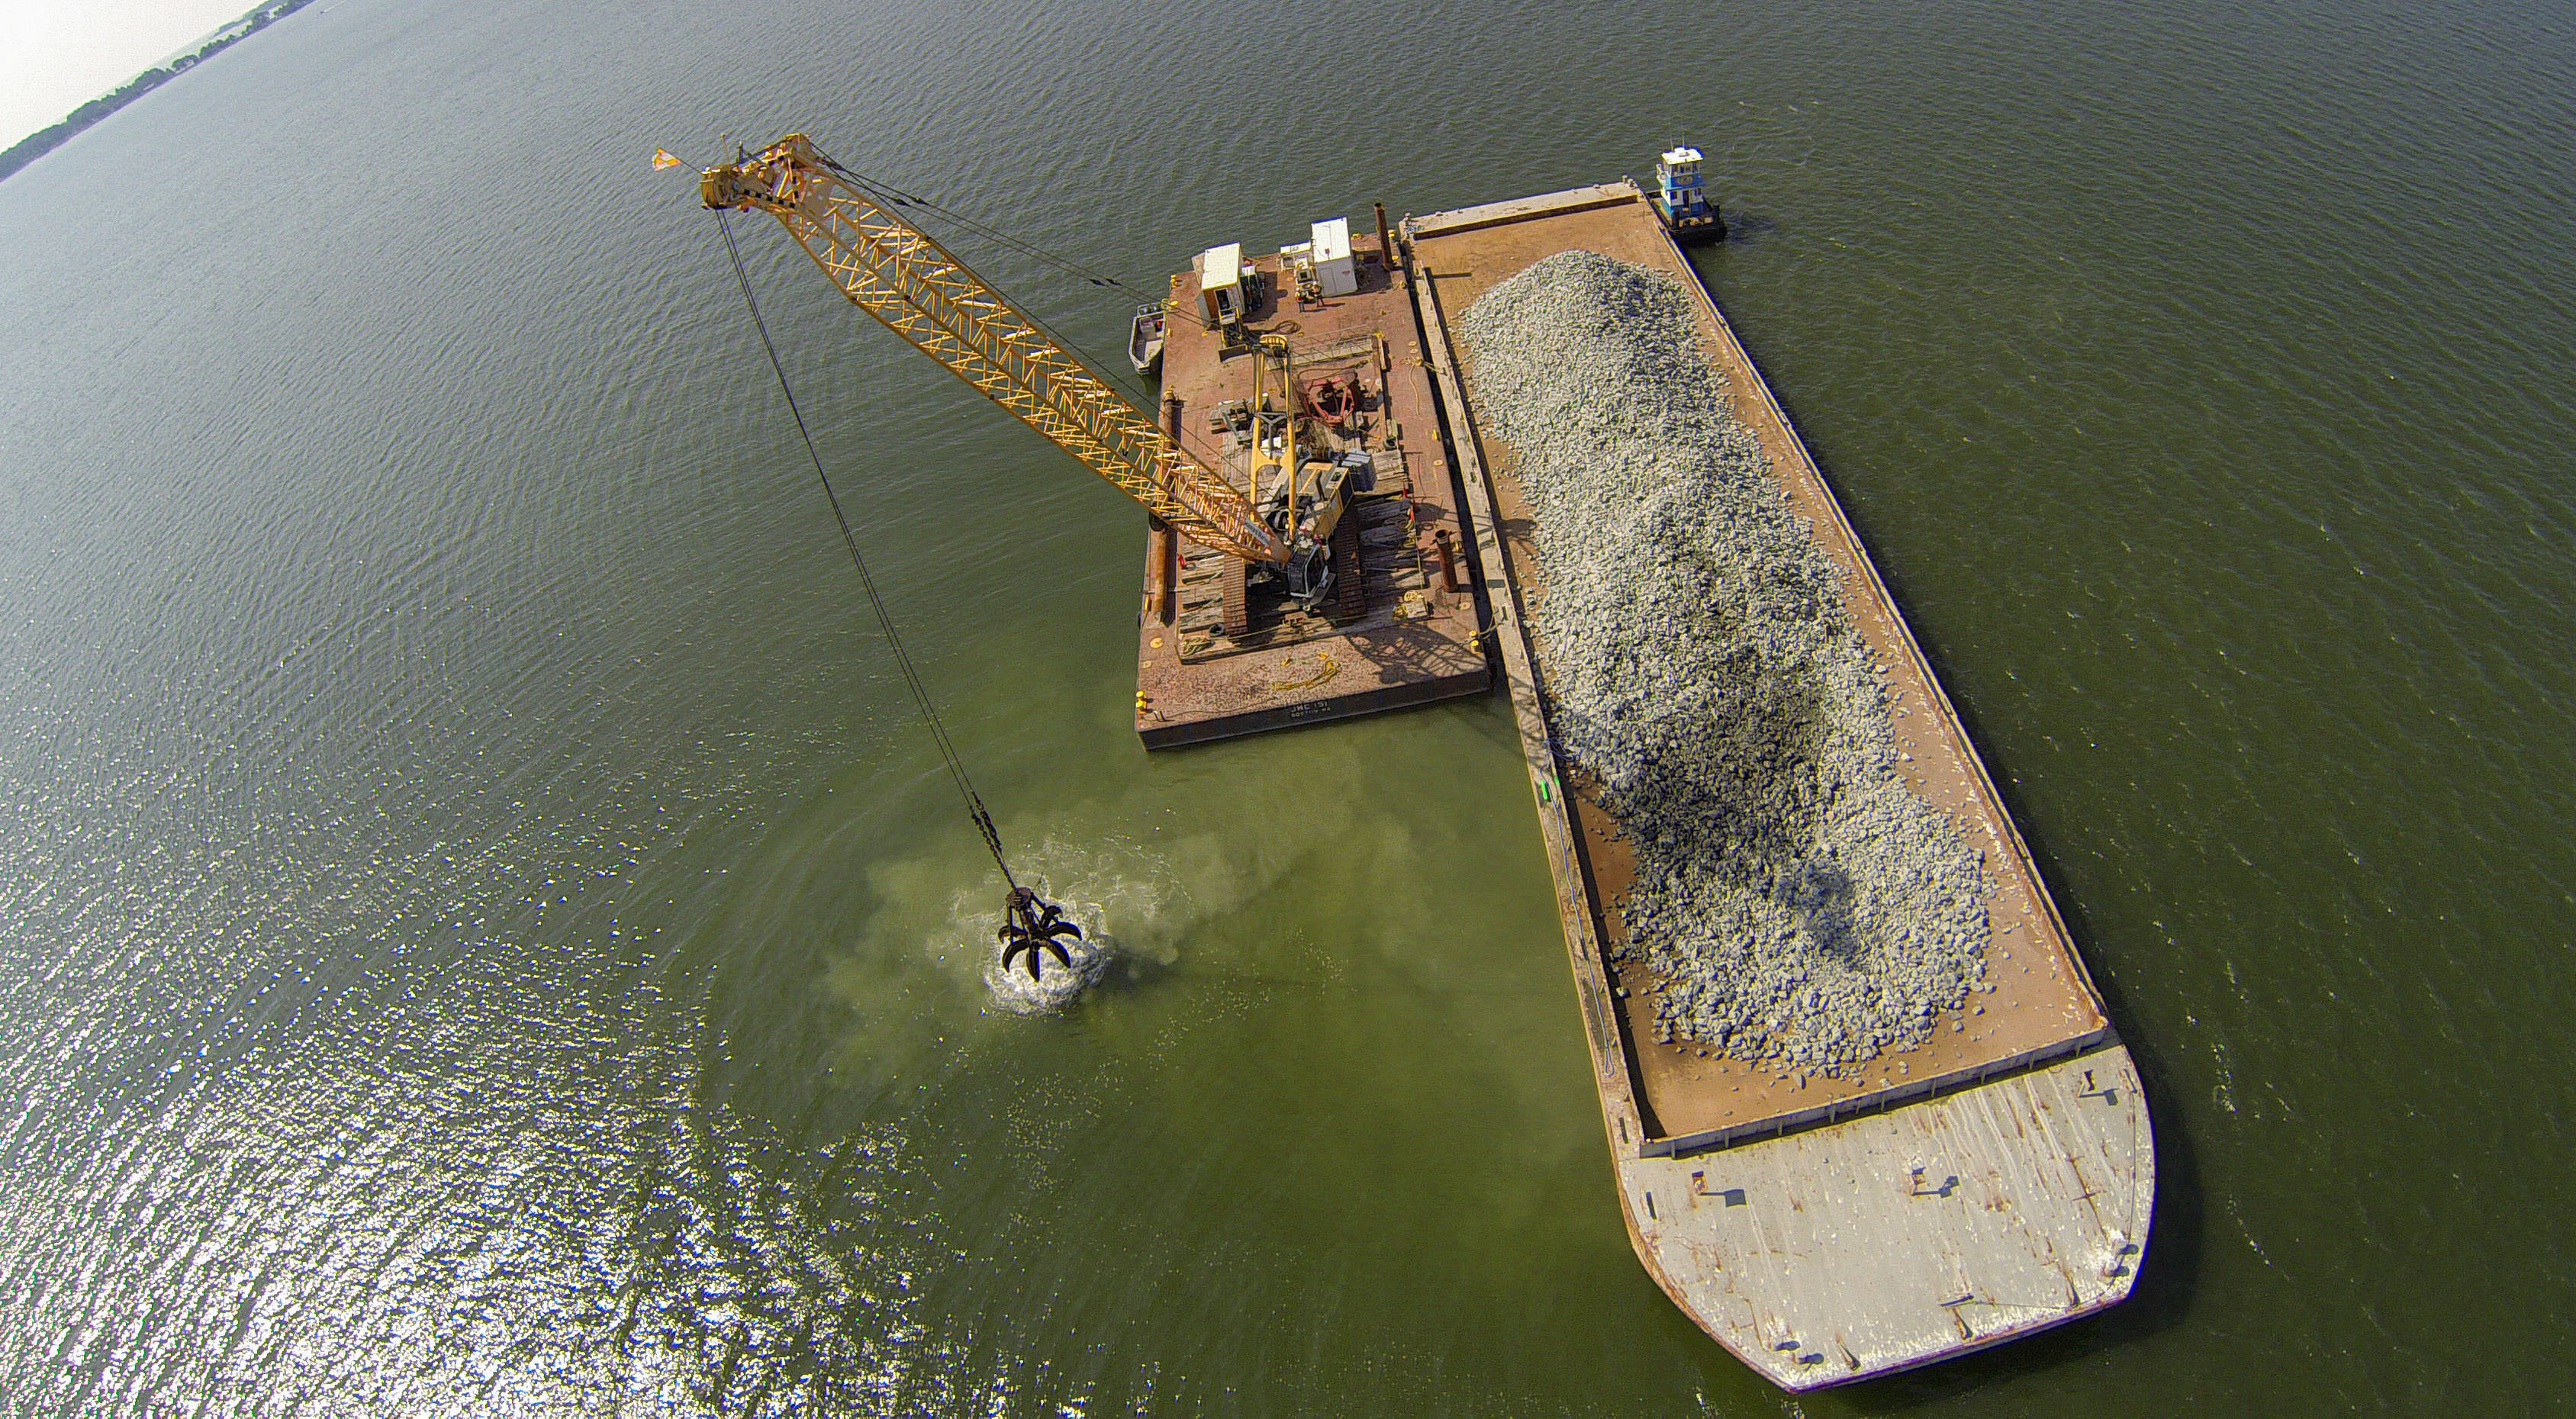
xmin=1401 ymin=182 xmax=2153 ymax=1388
xmin=1134 ymin=223 xmax=1488 ymax=747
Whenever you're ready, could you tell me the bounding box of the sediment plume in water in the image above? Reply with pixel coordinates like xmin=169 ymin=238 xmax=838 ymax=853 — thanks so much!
xmin=1457 ymin=249 xmax=1990 ymax=1070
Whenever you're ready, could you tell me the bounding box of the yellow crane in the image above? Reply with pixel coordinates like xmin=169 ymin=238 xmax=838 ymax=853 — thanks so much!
xmin=700 ymin=133 xmax=1312 ymax=571
xmin=694 ymin=134 xmax=1373 ymax=977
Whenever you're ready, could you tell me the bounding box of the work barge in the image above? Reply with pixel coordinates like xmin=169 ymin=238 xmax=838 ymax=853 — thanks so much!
xmin=1140 ymin=181 xmax=2152 ymax=1388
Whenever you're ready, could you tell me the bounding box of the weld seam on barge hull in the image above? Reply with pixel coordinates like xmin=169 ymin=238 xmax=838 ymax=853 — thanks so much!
xmin=1406 ymin=182 xmax=2153 ymax=1391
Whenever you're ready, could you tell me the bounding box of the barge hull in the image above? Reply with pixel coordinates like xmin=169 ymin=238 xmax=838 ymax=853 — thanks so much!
xmin=1405 ymin=183 xmax=2152 ymax=1388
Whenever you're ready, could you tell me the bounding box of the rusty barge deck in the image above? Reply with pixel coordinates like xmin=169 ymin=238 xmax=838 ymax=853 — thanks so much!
xmin=1132 ymin=222 xmax=1487 ymax=747
xmin=1402 ymin=183 xmax=2153 ymax=1389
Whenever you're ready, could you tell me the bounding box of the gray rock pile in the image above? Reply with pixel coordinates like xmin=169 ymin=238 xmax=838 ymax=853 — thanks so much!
xmin=1457 ymin=250 xmax=1988 ymax=1071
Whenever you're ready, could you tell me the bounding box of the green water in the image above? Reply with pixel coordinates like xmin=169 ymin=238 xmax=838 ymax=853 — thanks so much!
xmin=2 ymin=0 xmax=2570 ymax=1411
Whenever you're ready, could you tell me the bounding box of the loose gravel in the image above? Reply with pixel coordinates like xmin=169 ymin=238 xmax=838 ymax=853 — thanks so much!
xmin=1457 ymin=250 xmax=1989 ymax=1071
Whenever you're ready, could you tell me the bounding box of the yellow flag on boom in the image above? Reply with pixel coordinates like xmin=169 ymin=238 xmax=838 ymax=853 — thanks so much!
xmin=651 ymin=149 xmax=681 ymax=169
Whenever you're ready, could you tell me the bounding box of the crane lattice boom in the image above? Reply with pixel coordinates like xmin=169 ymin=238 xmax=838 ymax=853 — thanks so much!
xmin=702 ymin=134 xmax=1289 ymax=565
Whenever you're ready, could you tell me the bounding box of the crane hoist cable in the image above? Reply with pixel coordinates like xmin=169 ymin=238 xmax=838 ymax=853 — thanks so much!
xmin=816 ymin=160 xmax=1182 ymax=421
xmin=813 ymin=153 xmax=1142 ymax=296
xmin=824 ymin=156 xmax=1225 ymax=365
xmin=780 ymin=149 xmax=1228 ymax=446
xmin=713 ymin=209 xmax=1084 ymax=982
xmin=700 ymin=134 xmax=1290 ymax=567
xmin=732 ymin=143 xmax=1155 ymax=394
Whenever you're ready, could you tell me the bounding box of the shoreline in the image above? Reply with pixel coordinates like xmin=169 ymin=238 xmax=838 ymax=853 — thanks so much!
xmin=0 ymin=0 xmax=319 ymax=185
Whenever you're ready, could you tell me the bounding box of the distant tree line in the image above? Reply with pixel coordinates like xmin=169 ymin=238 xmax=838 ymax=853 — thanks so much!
xmin=0 ymin=0 xmax=319 ymax=184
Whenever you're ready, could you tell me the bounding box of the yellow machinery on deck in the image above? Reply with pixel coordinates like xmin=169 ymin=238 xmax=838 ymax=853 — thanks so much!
xmin=1240 ymin=332 xmax=1362 ymax=627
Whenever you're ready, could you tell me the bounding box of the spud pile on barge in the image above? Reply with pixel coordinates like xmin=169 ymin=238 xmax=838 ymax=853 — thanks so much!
xmin=1457 ymin=251 xmax=1989 ymax=1071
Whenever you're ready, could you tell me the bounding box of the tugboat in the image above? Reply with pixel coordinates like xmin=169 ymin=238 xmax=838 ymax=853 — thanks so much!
xmin=1649 ymin=145 xmax=1726 ymax=244
xmin=1129 ymin=299 xmax=1166 ymax=375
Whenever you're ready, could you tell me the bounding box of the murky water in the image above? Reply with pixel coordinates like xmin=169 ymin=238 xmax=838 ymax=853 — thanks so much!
xmin=2 ymin=0 xmax=2570 ymax=1411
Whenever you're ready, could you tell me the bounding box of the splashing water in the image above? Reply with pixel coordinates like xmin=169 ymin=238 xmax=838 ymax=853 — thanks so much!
xmin=977 ymin=886 xmax=1116 ymax=1013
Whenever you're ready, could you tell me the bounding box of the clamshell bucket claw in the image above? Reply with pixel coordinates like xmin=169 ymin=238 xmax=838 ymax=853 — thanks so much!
xmin=998 ymin=886 xmax=1084 ymax=980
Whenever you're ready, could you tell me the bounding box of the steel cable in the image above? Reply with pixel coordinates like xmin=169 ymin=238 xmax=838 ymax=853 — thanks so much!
xmin=714 ymin=208 xmax=1019 ymax=891
xmin=707 ymin=140 xmax=1264 ymax=488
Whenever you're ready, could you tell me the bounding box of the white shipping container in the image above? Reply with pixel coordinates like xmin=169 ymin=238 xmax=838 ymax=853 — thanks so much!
xmin=1309 ymin=217 xmax=1357 ymax=297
